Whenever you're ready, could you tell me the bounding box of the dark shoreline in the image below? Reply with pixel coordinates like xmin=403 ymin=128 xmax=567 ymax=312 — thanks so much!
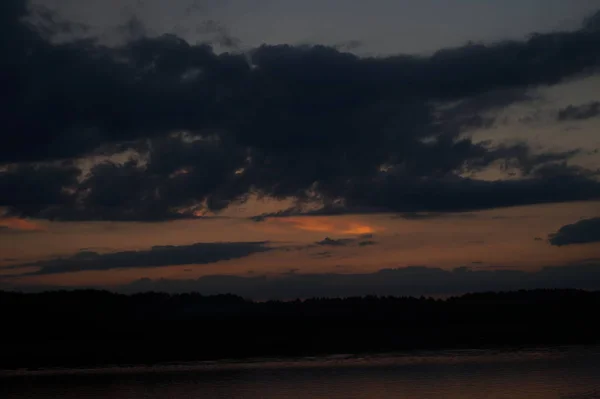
xmin=2 ymin=289 xmax=599 ymax=371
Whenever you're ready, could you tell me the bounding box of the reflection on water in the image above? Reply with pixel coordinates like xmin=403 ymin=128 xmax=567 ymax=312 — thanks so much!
xmin=2 ymin=346 xmax=600 ymax=398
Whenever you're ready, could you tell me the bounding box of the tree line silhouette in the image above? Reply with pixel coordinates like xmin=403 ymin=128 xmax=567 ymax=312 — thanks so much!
xmin=1 ymin=289 xmax=599 ymax=370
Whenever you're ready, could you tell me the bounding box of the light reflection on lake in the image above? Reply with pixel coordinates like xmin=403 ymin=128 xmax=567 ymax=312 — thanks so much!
xmin=2 ymin=346 xmax=600 ymax=398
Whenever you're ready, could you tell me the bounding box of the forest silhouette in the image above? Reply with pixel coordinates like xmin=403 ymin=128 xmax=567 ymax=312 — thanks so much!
xmin=2 ymin=289 xmax=599 ymax=370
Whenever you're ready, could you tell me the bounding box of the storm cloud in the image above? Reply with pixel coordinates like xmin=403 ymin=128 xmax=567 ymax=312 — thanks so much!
xmin=2 ymin=0 xmax=600 ymax=221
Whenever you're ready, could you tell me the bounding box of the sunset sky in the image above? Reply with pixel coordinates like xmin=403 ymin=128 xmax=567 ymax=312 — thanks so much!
xmin=1 ymin=0 xmax=599 ymax=298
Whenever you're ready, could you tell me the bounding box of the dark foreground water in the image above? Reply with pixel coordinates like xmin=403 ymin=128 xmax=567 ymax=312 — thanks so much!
xmin=2 ymin=346 xmax=600 ymax=399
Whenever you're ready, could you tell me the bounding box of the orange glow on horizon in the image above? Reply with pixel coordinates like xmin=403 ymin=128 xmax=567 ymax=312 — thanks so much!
xmin=342 ymin=223 xmax=375 ymax=235
xmin=271 ymin=216 xmax=379 ymax=235
xmin=0 ymin=217 xmax=44 ymax=231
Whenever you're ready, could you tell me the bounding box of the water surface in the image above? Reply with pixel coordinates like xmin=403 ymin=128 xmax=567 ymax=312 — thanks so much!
xmin=2 ymin=346 xmax=600 ymax=398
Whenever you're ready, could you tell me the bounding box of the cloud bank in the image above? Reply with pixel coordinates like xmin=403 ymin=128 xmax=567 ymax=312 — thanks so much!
xmin=1 ymin=0 xmax=600 ymax=221
xmin=117 ymin=263 xmax=600 ymax=299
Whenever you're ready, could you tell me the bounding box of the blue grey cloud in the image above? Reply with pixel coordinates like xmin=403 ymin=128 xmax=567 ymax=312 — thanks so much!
xmin=549 ymin=218 xmax=600 ymax=246
xmin=117 ymin=262 xmax=600 ymax=300
xmin=8 ymin=241 xmax=272 ymax=275
xmin=558 ymin=101 xmax=600 ymax=121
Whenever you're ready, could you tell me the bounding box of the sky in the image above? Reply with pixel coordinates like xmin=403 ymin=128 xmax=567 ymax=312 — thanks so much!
xmin=1 ymin=0 xmax=600 ymax=298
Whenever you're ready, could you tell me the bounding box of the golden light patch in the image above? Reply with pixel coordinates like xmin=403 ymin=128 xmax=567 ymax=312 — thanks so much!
xmin=343 ymin=223 xmax=375 ymax=235
xmin=272 ymin=217 xmax=378 ymax=235
xmin=0 ymin=217 xmax=44 ymax=231
xmin=281 ymin=217 xmax=336 ymax=233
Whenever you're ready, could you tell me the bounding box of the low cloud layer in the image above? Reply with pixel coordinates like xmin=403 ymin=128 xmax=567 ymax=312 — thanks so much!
xmin=8 ymin=241 xmax=272 ymax=275
xmin=316 ymin=237 xmax=355 ymax=247
xmin=549 ymin=217 xmax=600 ymax=246
xmin=315 ymin=234 xmax=375 ymax=247
xmin=115 ymin=263 xmax=600 ymax=300
xmin=1 ymin=1 xmax=600 ymax=221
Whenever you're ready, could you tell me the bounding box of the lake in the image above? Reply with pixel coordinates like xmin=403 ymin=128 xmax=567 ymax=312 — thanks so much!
xmin=2 ymin=346 xmax=600 ymax=398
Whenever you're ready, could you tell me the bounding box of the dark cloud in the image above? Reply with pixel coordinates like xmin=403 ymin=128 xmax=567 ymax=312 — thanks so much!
xmin=316 ymin=237 xmax=356 ymax=247
xmin=1 ymin=134 xmax=248 ymax=221
xmin=249 ymin=206 xmax=391 ymax=222
xmin=2 ymin=0 xmax=600 ymax=221
xmin=315 ymin=235 xmax=377 ymax=248
xmin=0 ymin=163 xmax=80 ymax=217
xmin=8 ymin=241 xmax=272 ymax=276
xmin=549 ymin=217 xmax=600 ymax=246
xmin=329 ymin=166 xmax=600 ymax=214
xmin=435 ymin=88 xmax=533 ymax=133
xmin=358 ymin=240 xmax=377 ymax=246
xmin=251 ymin=168 xmax=600 ymax=218
xmin=117 ymin=263 xmax=600 ymax=299
xmin=558 ymin=101 xmax=600 ymax=121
